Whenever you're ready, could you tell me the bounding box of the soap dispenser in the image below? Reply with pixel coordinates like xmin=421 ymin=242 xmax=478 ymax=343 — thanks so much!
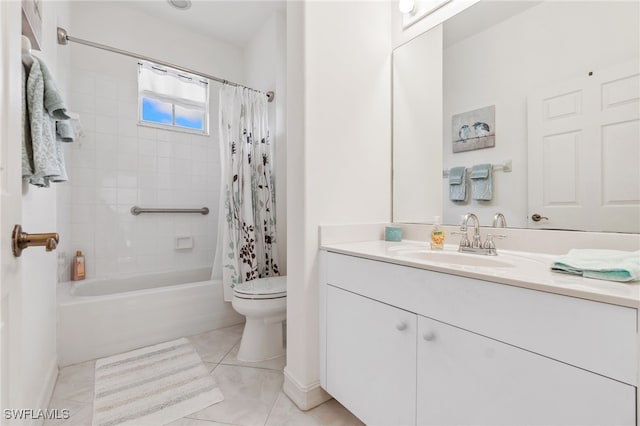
xmin=71 ymin=250 xmax=85 ymax=281
xmin=431 ymin=216 xmax=445 ymax=250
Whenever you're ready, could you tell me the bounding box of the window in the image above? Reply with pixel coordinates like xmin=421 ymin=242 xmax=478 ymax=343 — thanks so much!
xmin=138 ymin=61 xmax=209 ymax=134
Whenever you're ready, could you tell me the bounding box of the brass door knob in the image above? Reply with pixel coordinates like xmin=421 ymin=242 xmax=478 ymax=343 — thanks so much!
xmin=531 ymin=214 xmax=549 ymax=222
xmin=12 ymin=224 xmax=60 ymax=257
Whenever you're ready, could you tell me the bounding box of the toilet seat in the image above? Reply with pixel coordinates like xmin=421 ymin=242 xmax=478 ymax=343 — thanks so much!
xmin=233 ymin=276 xmax=287 ymax=300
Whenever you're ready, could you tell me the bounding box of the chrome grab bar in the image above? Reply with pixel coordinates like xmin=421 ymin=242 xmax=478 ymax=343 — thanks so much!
xmin=130 ymin=206 xmax=209 ymax=216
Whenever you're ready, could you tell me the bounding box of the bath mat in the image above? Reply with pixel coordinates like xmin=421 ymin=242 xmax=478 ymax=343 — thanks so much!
xmin=92 ymin=338 xmax=223 ymax=426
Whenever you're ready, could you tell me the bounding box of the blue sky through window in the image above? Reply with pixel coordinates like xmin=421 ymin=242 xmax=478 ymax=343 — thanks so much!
xmin=141 ymin=98 xmax=172 ymax=125
xmin=138 ymin=61 xmax=208 ymax=134
xmin=175 ymin=104 xmax=204 ymax=130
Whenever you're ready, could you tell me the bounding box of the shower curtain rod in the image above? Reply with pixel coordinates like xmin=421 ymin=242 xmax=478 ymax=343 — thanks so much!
xmin=56 ymin=27 xmax=275 ymax=103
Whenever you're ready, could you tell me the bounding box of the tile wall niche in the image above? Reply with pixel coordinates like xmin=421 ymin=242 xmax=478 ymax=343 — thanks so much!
xmin=58 ymin=64 xmax=220 ymax=281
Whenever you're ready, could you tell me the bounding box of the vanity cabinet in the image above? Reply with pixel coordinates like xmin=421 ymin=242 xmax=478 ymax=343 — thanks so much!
xmin=326 ymin=285 xmax=416 ymax=425
xmin=320 ymin=251 xmax=638 ymax=425
xmin=417 ymin=316 xmax=634 ymax=425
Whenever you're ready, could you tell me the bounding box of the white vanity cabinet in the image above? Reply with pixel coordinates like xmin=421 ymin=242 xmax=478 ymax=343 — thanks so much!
xmin=319 ymin=251 xmax=638 ymax=425
xmin=326 ymin=285 xmax=417 ymax=425
xmin=417 ymin=316 xmax=634 ymax=425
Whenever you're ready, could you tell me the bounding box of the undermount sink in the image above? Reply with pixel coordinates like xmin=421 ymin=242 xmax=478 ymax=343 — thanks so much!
xmin=396 ymin=250 xmax=514 ymax=268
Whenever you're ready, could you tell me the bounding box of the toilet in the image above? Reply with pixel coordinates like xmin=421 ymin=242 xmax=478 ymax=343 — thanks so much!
xmin=232 ymin=276 xmax=287 ymax=362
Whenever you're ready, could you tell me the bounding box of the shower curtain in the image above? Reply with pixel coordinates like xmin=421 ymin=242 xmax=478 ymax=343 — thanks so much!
xmin=213 ymin=84 xmax=279 ymax=301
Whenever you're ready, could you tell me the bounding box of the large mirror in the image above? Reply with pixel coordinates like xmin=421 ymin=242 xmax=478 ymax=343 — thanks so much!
xmin=392 ymin=0 xmax=640 ymax=233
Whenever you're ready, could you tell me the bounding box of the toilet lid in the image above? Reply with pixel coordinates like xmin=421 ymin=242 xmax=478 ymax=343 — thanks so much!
xmin=234 ymin=276 xmax=287 ymax=298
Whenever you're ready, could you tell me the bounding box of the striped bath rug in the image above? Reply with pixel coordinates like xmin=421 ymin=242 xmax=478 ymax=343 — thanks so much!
xmin=92 ymin=338 xmax=223 ymax=426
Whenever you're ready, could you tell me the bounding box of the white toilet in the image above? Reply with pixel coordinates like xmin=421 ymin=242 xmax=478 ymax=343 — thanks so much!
xmin=232 ymin=276 xmax=287 ymax=362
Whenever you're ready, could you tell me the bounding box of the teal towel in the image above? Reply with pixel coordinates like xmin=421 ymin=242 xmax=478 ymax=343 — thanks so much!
xmin=24 ymin=56 xmax=70 ymax=187
xmin=470 ymin=163 xmax=491 ymax=179
xmin=448 ymin=166 xmax=466 ymax=201
xmin=56 ymin=120 xmax=75 ymax=142
xmin=470 ymin=163 xmax=493 ymax=200
xmin=551 ymin=249 xmax=640 ymax=282
xmin=37 ymin=56 xmax=70 ymax=120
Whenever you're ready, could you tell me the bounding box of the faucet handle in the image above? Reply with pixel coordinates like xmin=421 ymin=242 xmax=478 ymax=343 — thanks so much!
xmin=482 ymin=234 xmax=506 ymax=250
xmin=451 ymin=231 xmax=470 ymax=248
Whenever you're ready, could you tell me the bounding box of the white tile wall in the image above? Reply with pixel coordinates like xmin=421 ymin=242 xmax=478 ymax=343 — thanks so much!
xmin=59 ymin=67 xmax=220 ymax=280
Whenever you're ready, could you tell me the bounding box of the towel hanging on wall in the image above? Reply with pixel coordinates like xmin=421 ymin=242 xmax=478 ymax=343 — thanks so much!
xmin=22 ymin=53 xmax=72 ymax=187
xmin=470 ymin=163 xmax=493 ymax=200
xmin=448 ymin=166 xmax=467 ymax=201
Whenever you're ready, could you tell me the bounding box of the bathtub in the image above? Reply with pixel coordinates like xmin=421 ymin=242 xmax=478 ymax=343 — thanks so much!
xmin=57 ymin=267 xmax=243 ymax=366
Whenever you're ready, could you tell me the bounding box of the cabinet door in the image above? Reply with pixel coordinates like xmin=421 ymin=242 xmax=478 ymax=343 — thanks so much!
xmin=417 ymin=316 xmax=635 ymax=425
xmin=326 ymin=285 xmax=417 ymax=425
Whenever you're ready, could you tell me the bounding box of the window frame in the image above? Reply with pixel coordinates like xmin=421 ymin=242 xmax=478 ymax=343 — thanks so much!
xmin=137 ymin=61 xmax=210 ymax=136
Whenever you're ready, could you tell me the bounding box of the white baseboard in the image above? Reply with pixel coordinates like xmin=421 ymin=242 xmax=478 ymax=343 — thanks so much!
xmin=283 ymin=367 xmax=331 ymax=411
xmin=32 ymin=359 xmax=59 ymax=426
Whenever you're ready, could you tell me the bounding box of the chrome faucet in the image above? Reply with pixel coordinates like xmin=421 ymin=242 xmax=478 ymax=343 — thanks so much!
xmin=454 ymin=212 xmax=506 ymax=256
xmin=493 ymin=212 xmax=507 ymax=228
xmin=461 ymin=213 xmax=482 ymax=248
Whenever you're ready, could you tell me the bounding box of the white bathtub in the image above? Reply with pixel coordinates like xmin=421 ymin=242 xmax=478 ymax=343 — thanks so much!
xmin=57 ymin=267 xmax=243 ymax=366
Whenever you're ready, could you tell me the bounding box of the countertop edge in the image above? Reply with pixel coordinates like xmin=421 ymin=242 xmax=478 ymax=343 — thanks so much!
xmin=320 ymin=243 xmax=640 ymax=309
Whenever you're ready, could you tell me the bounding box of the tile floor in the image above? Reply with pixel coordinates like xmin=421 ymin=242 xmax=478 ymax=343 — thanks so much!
xmin=46 ymin=324 xmax=363 ymax=426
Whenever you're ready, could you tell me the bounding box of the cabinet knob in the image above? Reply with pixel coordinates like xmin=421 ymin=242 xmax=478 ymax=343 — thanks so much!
xmin=396 ymin=322 xmax=407 ymax=331
xmin=423 ymin=332 xmax=435 ymax=341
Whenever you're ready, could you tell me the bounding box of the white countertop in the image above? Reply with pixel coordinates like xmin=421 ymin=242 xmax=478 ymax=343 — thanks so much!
xmin=321 ymin=240 xmax=640 ymax=309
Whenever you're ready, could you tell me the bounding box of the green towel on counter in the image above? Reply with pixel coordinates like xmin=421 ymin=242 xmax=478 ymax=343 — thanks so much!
xmin=551 ymin=249 xmax=640 ymax=282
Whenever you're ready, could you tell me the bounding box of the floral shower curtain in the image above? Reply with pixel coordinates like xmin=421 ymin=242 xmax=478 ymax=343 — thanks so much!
xmin=214 ymin=84 xmax=279 ymax=301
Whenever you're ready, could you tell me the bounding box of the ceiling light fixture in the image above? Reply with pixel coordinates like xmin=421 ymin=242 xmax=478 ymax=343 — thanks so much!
xmin=398 ymin=0 xmax=415 ymax=14
xmin=168 ymin=0 xmax=192 ymax=10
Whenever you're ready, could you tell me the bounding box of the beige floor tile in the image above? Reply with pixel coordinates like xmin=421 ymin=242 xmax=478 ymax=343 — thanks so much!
xmin=220 ymin=343 xmax=286 ymax=371
xmin=265 ymin=392 xmax=364 ymax=426
xmin=50 ymin=361 xmax=95 ymax=404
xmin=58 ymin=360 xmax=95 ymax=383
xmin=204 ymin=362 xmax=218 ymax=373
xmin=188 ymin=365 xmax=283 ymax=426
xmin=188 ymin=325 xmax=244 ymax=364
xmin=45 ymin=325 xmax=364 ymax=426
xmin=44 ymin=398 xmax=93 ymax=426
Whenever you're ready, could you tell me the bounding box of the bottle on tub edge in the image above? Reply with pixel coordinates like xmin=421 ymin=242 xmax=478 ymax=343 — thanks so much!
xmin=71 ymin=250 xmax=85 ymax=281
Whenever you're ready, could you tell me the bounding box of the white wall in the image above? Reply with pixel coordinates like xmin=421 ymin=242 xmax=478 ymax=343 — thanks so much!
xmin=20 ymin=0 xmax=71 ymax=413
xmin=285 ymin=0 xmax=391 ymax=409
xmin=59 ymin=1 xmax=244 ymax=280
xmin=442 ymin=1 xmax=640 ymax=227
xmin=244 ymin=11 xmax=287 ymax=274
